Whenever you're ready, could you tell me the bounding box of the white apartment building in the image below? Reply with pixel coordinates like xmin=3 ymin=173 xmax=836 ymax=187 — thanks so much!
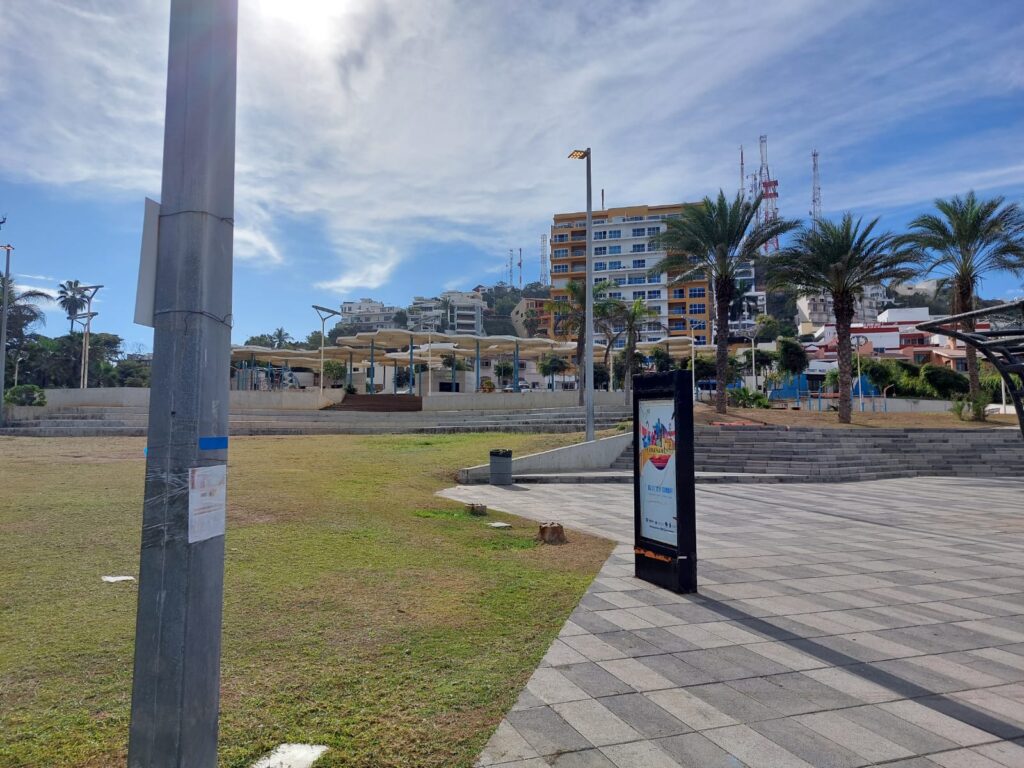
xmin=339 ymin=298 xmax=400 ymax=332
xmin=407 ymin=291 xmax=486 ymax=335
xmin=796 ymin=284 xmax=889 ymax=335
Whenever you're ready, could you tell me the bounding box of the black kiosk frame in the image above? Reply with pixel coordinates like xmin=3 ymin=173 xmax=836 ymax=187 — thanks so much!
xmin=632 ymin=370 xmax=698 ymax=593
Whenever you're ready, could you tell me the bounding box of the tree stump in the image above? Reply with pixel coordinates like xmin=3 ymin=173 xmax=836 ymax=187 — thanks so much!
xmin=538 ymin=522 xmax=567 ymax=545
xmin=467 ymin=503 xmax=488 ymax=516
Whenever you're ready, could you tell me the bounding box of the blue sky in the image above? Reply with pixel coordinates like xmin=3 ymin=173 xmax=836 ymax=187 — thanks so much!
xmin=1 ymin=0 xmax=1022 ymax=350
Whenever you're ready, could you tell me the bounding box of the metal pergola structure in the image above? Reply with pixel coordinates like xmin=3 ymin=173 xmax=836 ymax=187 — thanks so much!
xmin=917 ymin=299 xmax=1024 ymax=438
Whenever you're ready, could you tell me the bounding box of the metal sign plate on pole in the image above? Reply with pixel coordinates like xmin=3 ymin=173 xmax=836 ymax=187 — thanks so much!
xmin=632 ymin=370 xmax=697 ymax=593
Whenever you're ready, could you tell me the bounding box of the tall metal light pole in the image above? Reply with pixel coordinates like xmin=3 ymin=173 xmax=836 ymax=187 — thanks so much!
xmin=313 ymin=304 xmax=341 ymax=398
xmin=128 ymin=2 xmax=237 ymax=766
xmin=851 ymin=334 xmax=868 ymax=412
xmin=569 ymin=148 xmax=595 ymax=441
xmin=75 ymin=284 xmax=102 ymax=388
xmin=0 ymin=243 xmax=13 ymax=424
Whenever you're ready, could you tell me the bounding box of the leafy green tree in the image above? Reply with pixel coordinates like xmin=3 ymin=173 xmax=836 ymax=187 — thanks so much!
xmin=271 ymin=327 xmax=293 ymax=349
xmin=767 ymin=214 xmax=918 ymax=423
xmin=301 ymin=330 xmax=325 ymax=350
xmin=775 ymin=337 xmax=809 ymax=381
xmin=920 ymin=364 xmax=970 ymax=398
xmin=244 ymin=333 xmax=276 ymax=347
xmin=1 ymin=278 xmax=51 ymax=369
xmin=493 ymin=359 xmax=514 ymax=387
xmin=56 ymin=280 xmax=87 ymax=333
xmin=649 ymin=347 xmax=673 ymax=373
xmin=753 ymin=313 xmax=780 ymax=341
xmin=322 ymin=360 xmax=347 ymax=385
xmin=544 ymin=279 xmax=615 ymax=404
xmin=902 ymin=192 xmax=1024 ymax=397
xmin=116 ymin=359 xmax=151 ymax=387
xmin=538 ymin=353 xmax=569 ymax=389
xmin=612 ymin=350 xmax=645 ymax=390
xmin=652 ymin=191 xmax=800 ymax=413
xmin=609 ymin=298 xmax=661 ymax=401
xmin=392 ymin=309 xmax=409 ymax=328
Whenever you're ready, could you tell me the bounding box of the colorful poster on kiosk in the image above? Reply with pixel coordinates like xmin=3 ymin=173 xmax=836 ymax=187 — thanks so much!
xmin=637 ymin=398 xmax=677 ymax=546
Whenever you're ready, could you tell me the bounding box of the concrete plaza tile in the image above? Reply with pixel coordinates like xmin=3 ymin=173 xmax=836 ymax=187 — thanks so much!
xmin=544 ymin=749 xmax=618 ymax=767
xmin=685 ymin=682 xmax=778 ymax=723
xmin=561 ymin=633 xmax=628 ymax=663
xmin=653 ymin=731 xmax=749 ymax=767
xmin=629 ymin=626 xmax=702 ymax=653
xmin=802 ymin=664 xmax=905 ymax=703
xmin=557 ymin=662 xmax=636 ymax=698
xmin=839 ymin=704 xmax=959 ymax=754
xmin=749 ymin=718 xmax=866 ymax=768
xmin=599 ymin=739 xmax=681 ymax=768
xmin=878 ymin=699 xmax=994 ymax=747
xmin=620 ymin=605 xmax=687 ymax=628
xmin=598 ymin=657 xmax=676 ymax=692
xmin=973 ymin=740 xmax=1024 ymax=767
xmin=637 ymin=653 xmax=715 ymax=687
xmin=540 ymin=640 xmax=589 ymax=667
xmin=662 ymin=623 xmax=735 ymax=648
xmin=724 ymin=676 xmax=827 ymax=716
xmin=477 ymin=721 xmax=540 ymax=766
xmin=525 ymin=668 xmax=592 ymax=705
xmin=795 ymin=711 xmax=915 ymax=763
xmin=593 ymin=590 xmax=649 ymax=609
xmin=550 ymin=699 xmax=642 ymax=747
xmin=594 ymin=609 xmax=657 ymax=631
xmin=929 ymin=749 xmax=1011 ymax=768
xmin=905 ymin=654 xmax=1007 ymax=689
xmin=701 ymin=724 xmax=816 ymax=768
xmin=743 ymin=641 xmax=830 ymax=671
xmin=596 ymin=630 xmax=663 ymax=658
xmin=971 ymin=647 xmax=1024 ymax=673
xmin=505 ymin=707 xmax=592 ymax=756
xmin=598 ymin=693 xmax=690 ymax=739
xmin=643 ymin=688 xmax=737 ymax=730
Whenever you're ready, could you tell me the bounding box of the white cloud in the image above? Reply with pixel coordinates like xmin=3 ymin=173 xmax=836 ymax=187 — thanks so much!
xmin=1 ymin=0 xmax=1023 ymax=298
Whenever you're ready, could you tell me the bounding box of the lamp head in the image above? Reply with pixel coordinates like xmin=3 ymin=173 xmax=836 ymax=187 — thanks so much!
xmin=567 ymin=149 xmax=589 ymax=160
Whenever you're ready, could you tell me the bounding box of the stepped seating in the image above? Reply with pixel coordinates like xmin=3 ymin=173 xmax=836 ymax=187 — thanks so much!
xmin=611 ymin=426 xmax=1024 ymax=482
xmin=325 ymin=394 xmax=422 ymax=412
xmin=0 ymin=403 xmax=633 ymax=437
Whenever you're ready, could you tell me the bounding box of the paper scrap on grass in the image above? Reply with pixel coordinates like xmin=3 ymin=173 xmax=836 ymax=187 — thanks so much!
xmin=250 ymin=744 xmax=328 ymax=768
xmin=101 ymin=576 xmax=135 ymax=583
xmin=488 ymin=522 xmax=512 ymax=528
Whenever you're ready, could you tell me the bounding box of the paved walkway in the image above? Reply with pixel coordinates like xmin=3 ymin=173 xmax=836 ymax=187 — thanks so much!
xmin=440 ymin=477 xmax=1024 ymax=768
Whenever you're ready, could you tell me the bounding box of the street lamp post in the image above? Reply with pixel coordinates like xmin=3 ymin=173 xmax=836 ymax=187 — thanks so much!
xmin=0 ymin=243 xmax=14 ymax=424
xmin=74 ymin=284 xmax=102 ymax=388
xmin=313 ymin=305 xmax=341 ymax=399
xmin=569 ymin=148 xmax=595 ymax=441
xmin=851 ymin=334 xmax=868 ymax=412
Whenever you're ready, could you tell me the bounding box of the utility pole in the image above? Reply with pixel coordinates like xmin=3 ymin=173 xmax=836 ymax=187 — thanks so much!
xmin=0 ymin=233 xmax=12 ymax=426
xmin=75 ymin=285 xmax=102 ymax=388
xmin=128 ymin=2 xmax=238 ymax=767
xmin=568 ymin=148 xmax=595 ymax=441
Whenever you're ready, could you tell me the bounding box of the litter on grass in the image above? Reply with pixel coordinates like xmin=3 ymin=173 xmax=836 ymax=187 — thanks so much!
xmin=101 ymin=576 xmax=135 ymax=583
xmin=250 ymin=744 xmax=328 ymax=768
xmin=488 ymin=522 xmax=511 ymax=529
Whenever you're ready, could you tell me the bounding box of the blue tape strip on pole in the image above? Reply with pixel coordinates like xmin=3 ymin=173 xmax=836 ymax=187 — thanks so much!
xmin=198 ymin=436 xmax=229 ymax=451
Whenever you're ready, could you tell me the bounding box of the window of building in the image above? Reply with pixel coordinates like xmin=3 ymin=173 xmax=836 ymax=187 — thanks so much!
xmin=689 ymin=303 xmax=706 ymax=315
xmin=625 ymin=216 xmax=643 ymax=222
xmin=553 ymin=263 xmax=569 ymax=273
xmin=608 ymin=260 xmax=622 ymax=269
xmin=594 ymin=246 xmax=607 ymax=255
xmin=633 ymin=291 xmax=646 ymax=299
xmin=632 ymin=228 xmax=645 ymax=237
xmin=571 ymin=248 xmax=584 ymax=257
xmin=631 ymin=244 xmax=646 ymax=253
xmin=646 ymin=275 xmax=659 ymax=284
xmin=614 ymin=277 xmax=626 ymax=286
xmin=554 ymin=295 xmax=568 ymax=302
xmin=552 ymin=234 xmax=568 ymax=243
xmin=613 ymin=323 xmax=625 ymax=333
xmin=553 ymin=248 xmax=568 ymax=257
xmin=688 ymin=287 xmax=706 ymax=298
xmin=607 ymin=229 xmax=621 ymax=239
xmin=671 ymin=289 xmax=685 ymax=299
xmin=594 ymin=262 xmax=606 ymax=271
xmin=593 ymin=231 xmax=606 ymax=240
xmin=689 ymin=320 xmax=707 ymax=330
xmin=632 ymin=258 xmax=646 ymax=268
xmin=955 ymin=359 xmax=968 ymax=372
xmin=694 ymin=335 xmax=707 ymax=344
xmin=608 ymin=291 xmax=622 ymax=299
xmin=607 ymin=246 xmax=622 ymax=255
xmin=647 ymin=227 xmax=660 ymax=236
xmin=614 ymin=339 xmax=626 ymax=349
xmin=627 ymin=276 xmax=645 ymax=285
xmin=670 ymin=321 xmax=686 ymax=331
xmin=647 ymin=290 xmax=662 ymax=299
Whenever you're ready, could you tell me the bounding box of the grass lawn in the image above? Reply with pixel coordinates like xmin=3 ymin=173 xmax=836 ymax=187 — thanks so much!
xmin=0 ymin=433 xmax=612 ymax=768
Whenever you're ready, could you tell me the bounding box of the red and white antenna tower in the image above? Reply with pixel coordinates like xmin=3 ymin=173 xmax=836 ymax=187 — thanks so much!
xmin=758 ymin=134 xmax=780 ymax=253
xmin=810 ymin=149 xmax=822 ymax=227
xmin=540 ymin=234 xmax=549 ymax=285
xmin=518 ymin=247 xmax=523 ymax=289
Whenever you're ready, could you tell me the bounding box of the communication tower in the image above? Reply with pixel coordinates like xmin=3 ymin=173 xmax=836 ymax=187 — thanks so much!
xmin=758 ymin=135 xmax=780 ymax=253
xmin=810 ymin=149 xmax=822 ymax=227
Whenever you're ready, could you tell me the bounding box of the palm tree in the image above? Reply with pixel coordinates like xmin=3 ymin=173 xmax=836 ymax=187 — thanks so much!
xmin=57 ymin=280 xmax=86 ymax=332
xmin=767 ymin=214 xmax=918 ymax=423
xmin=902 ymin=192 xmax=1024 ymax=396
xmin=538 ymin=353 xmax=569 ymax=390
xmin=609 ymin=298 xmax=661 ymax=403
xmin=2 ymin=276 xmax=50 ymax=340
xmin=271 ymin=327 xmax=292 ymax=349
xmin=652 ymin=191 xmax=799 ymax=413
xmin=544 ymin=279 xmax=614 ymax=404
xmin=493 ymin=359 xmax=514 ymax=387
